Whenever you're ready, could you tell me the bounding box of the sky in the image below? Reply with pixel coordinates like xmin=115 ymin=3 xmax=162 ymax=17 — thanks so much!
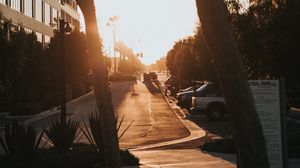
xmin=79 ymin=0 xmax=198 ymax=65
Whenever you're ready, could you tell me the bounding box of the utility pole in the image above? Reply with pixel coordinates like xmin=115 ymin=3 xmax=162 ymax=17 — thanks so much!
xmin=59 ymin=19 xmax=72 ymax=124
xmin=59 ymin=19 xmax=67 ymax=124
xmin=107 ymin=15 xmax=119 ymax=74
xmin=113 ymin=25 xmax=117 ymax=73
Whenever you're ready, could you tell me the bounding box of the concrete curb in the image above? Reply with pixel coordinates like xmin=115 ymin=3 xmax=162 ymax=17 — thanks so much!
xmin=131 ymin=81 xmax=206 ymax=151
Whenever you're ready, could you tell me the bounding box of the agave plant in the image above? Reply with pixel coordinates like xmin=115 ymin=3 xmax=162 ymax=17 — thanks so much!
xmin=44 ymin=118 xmax=80 ymax=152
xmin=0 ymin=121 xmax=43 ymax=157
xmin=80 ymin=109 xmax=134 ymax=152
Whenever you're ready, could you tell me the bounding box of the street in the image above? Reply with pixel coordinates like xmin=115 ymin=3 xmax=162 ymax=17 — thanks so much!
xmin=27 ymin=79 xmax=189 ymax=150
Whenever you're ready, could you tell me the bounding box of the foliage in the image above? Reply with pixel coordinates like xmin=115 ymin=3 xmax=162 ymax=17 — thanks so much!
xmin=165 ymin=0 xmax=300 ymax=94
xmin=229 ymin=0 xmax=300 ymax=92
xmin=148 ymin=57 xmax=167 ymax=72
xmin=45 ymin=31 xmax=91 ymax=100
xmin=118 ymin=59 xmax=144 ymax=74
xmin=0 ymin=121 xmax=43 ymax=157
xmin=0 ymin=143 xmax=139 ymax=168
xmin=80 ymin=110 xmax=134 ymax=153
xmin=44 ymin=119 xmax=80 ymax=152
xmin=0 ymin=18 xmax=46 ymax=114
xmin=165 ymin=31 xmax=217 ymax=83
xmin=118 ymin=60 xmax=133 ymax=74
xmin=200 ymin=138 xmax=236 ymax=154
xmin=0 ymin=15 xmax=91 ymax=114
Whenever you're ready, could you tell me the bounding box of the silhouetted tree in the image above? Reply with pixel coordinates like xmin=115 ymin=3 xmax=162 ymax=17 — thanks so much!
xmin=230 ymin=0 xmax=300 ymax=93
xmin=76 ymin=0 xmax=122 ymax=167
xmin=196 ymin=0 xmax=269 ymax=167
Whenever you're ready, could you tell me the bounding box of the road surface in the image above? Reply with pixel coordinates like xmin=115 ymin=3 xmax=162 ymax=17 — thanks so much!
xmin=27 ymin=79 xmax=189 ymax=149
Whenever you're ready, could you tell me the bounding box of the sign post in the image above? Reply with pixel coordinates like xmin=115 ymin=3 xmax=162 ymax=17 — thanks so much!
xmin=249 ymin=80 xmax=288 ymax=168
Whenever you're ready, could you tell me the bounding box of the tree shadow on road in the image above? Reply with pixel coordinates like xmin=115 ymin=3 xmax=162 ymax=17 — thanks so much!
xmin=111 ymin=81 xmax=133 ymax=114
xmin=143 ymin=81 xmax=160 ymax=95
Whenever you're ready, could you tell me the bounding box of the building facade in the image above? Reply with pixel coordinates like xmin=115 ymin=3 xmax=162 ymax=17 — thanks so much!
xmin=0 ymin=0 xmax=80 ymax=44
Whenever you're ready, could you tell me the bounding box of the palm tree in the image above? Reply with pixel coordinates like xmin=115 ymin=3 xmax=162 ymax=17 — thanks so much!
xmin=76 ymin=0 xmax=122 ymax=167
xmin=195 ymin=0 xmax=269 ymax=168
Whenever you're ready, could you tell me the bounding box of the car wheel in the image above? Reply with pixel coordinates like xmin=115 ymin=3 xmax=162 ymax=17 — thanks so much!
xmin=206 ymin=106 xmax=225 ymax=121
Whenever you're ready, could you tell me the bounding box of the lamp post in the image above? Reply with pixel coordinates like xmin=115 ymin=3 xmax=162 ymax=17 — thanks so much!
xmin=106 ymin=15 xmax=119 ymax=74
xmin=59 ymin=19 xmax=72 ymax=124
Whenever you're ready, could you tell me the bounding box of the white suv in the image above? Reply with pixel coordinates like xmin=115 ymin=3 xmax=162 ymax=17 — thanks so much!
xmin=190 ymin=83 xmax=227 ymax=120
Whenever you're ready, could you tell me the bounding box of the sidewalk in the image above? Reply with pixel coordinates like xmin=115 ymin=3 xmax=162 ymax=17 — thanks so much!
xmin=127 ymin=81 xmax=300 ymax=168
xmin=126 ymin=81 xmax=236 ymax=168
xmin=130 ymin=149 xmax=236 ymax=168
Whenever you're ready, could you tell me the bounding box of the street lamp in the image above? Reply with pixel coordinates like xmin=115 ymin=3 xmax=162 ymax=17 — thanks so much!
xmin=59 ymin=19 xmax=72 ymax=124
xmin=106 ymin=15 xmax=119 ymax=74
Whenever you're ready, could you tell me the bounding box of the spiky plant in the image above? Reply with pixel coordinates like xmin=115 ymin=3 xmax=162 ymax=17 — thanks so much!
xmin=0 ymin=121 xmax=43 ymax=157
xmin=80 ymin=109 xmax=133 ymax=152
xmin=44 ymin=119 xmax=80 ymax=152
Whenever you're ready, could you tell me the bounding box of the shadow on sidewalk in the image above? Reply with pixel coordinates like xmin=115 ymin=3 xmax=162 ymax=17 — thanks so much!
xmin=206 ymin=151 xmax=237 ymax=165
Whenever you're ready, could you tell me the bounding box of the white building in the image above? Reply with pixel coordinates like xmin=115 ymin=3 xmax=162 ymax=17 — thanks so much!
xmin=0 ymin=0 xmax=80 ymax=44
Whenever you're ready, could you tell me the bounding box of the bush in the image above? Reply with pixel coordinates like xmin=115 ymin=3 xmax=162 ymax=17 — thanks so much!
xmin=0 ymin=121 xmax=43 ymax=167
xmin=44 ymin=119 xmax=80 ymax=152
xmin=200 ymin=138 xmax=236 ymax=154
xmin=287 ymin=118 xmax=300 ymax=158
xmin=80 ymin=110 xmax=133 ymax=152
xmin=0 ymin=144 xmax=139 ymax=168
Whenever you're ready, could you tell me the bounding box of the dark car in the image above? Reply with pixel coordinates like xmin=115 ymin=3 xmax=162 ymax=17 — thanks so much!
xmin=176 ymin=82 xmax=209 ymax=109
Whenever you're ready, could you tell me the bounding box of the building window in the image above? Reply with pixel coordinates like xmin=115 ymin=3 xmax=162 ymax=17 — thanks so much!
xmin=44 ymin=35 xmax=50 ymax=44
xmin=24 ymin=27 xmax=32 ymax=34
xmin=60 ymin=10 xmax=65 ymax=20
xmin=51 ymin=7 xmax=58 ymax=29
xmin=35 ymin=0 xmax=42 ymax=22
xmin=66 ymin=13 xmax=71 ymax=24
xmin=24 ymin=0 xmax=33 ymax=17
xmin=35 ymin=31 xmax=43 ymax=43
xmin=10 ymin=0 xmax=20 ymax=11
xmin=5 ymin=0 xmax=11 ymax=6
xmin=44 ymin=2 xmax=50 ymax=26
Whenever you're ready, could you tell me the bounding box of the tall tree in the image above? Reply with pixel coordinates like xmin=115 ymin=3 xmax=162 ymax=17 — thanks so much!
xmin=76 ymin=0 xmax=122 ymax=167
xmin=195 ymin=0 xmax=269 ymax=167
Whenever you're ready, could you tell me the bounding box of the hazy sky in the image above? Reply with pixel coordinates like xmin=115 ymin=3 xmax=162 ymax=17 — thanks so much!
xmin=80 ymin=0 xmax=198 ymax=65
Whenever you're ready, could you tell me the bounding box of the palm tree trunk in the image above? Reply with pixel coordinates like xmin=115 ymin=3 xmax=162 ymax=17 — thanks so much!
xmin=76 ymin=0 xmax=122 ymax=167
xmin=195 ymin=0 xmax=270 ymax=167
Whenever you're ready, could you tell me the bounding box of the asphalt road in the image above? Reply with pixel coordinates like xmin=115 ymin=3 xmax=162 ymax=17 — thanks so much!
xmin=26 ymin=79 xmax=189 ymax=149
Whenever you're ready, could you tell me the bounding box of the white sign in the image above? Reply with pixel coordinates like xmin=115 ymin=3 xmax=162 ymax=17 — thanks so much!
xmin=249 ymin=80 xmax=284 ymax=168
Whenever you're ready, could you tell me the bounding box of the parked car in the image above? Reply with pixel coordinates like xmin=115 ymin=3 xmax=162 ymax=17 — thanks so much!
xmin=176 ymin=82 xmax=207 ymax=109
xmin=143 ymin=72 xmax=158 ymax=81
xmin=190 ymin=82 xmax=227 ymax=120
xmin=178 ymin=84 xmax=202 ymax=93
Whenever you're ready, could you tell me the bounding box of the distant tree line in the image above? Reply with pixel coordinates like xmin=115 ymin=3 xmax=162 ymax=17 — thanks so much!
xmin=118 ymin=56 xmax=144 ymax=74
xmin=166 ymin=27 xmax=217 ymax=83
xmin=166 ymin=0 xmax=300 ymax=94
xmin=148 ymin=57 xmax=167 ymax=72
xmin=0 ymin=17 xmax=91 ymax=115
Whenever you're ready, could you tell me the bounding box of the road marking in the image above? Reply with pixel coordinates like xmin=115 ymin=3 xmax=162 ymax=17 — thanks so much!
xmin=147 ymin=93 xmax=155 ymax=134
